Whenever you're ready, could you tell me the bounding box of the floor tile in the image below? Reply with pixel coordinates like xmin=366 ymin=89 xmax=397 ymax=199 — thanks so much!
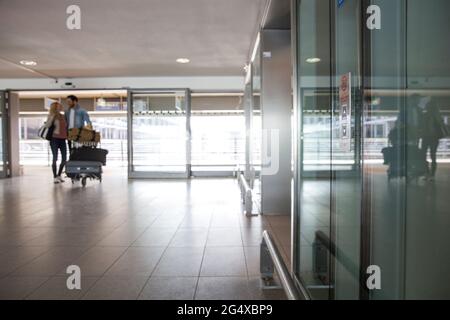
xmin=132 ymin=227 xmax=177 ymax=247
xmin=195 ymin=277 xmax=251 ymax=300
xmin=0 ymin=276 xmax=50 ymax=300
xmin=138 ymin=277 xmax=197 ymax=300
xmin=26 ymin=276 xmax=99 ymax=300
xmin=200 ymin=247 xmax=246 ymax=277
xmin=153 ymin=247 xmax=204 ymax=277
xmin=169 ymin=228 xmax=208 ymax=247
xmin=12 ymin=246 xmax=89 ymax=276
xmin=57 ymin=246 xmax=128 ymax=276
xmin=105 ymin=247 xmax=165 ymax=277
xmin=82 ymin=276 xmax=148 ymax=300
xmin=244 ymin=246 xmax=260 ymax=276
xmin=207 ymin=228 xmax=242 ymax=247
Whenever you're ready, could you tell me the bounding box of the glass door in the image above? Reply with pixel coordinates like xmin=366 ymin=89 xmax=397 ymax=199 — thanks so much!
xmin=0 ymin=91 xmax=7 ymax=177
xmin=127 ymin=89 xmax=190 ymax=178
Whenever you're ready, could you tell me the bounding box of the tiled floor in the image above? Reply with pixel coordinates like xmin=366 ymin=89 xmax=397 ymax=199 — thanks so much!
xmin=0 ymin=167 xmax=288 ymax=300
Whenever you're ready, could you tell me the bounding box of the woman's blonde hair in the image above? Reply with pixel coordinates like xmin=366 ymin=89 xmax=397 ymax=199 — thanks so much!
xmin=49 ymin=102 xmax=61 ymax=116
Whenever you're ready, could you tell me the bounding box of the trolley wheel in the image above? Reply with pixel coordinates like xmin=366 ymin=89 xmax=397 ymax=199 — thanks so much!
xmin=81 ymin=177 xmax=87 ymax=187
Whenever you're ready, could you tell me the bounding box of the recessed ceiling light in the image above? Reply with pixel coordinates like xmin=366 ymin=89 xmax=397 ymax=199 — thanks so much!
xmin=176 ymin=58 xmax=190 ymax=64
xmin=20 ymin=60 xmax=37 ymax=66
xmin=306 ymin=57 xmax=321 ymax=64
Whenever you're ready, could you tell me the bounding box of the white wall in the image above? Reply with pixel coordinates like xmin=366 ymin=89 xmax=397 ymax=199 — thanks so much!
xmin=0 ymin=76 xmax=244 ymax=91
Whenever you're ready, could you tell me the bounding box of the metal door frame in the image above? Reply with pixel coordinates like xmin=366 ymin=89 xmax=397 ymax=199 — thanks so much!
xmin=127 ymin=88 xmax=191 ymax=179
xmin=0 ymin=91 xmax=8 ymax=177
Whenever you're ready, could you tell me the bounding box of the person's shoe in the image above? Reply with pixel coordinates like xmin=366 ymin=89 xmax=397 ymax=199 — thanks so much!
xmin=57 ymin=176 xmax=65 ymax=183
xmin=53 ymin=178 xmax=60 ymax=184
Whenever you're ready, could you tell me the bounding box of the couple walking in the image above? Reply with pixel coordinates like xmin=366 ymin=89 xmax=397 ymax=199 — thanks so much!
xmin=44 ymin=95 xmax=91 ymax=183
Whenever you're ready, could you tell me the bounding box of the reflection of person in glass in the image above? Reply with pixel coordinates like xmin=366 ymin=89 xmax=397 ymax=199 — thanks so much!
xmin=419 ymin=96 xmax=448 ymax=180
xmin=384 ymin=95 xmax=423 ymax=181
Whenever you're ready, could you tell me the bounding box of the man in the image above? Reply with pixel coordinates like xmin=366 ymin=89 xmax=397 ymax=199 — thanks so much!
xmin=65 ymin=95 xmax=92 ymax=153
xmin=419 ymin=96 xmax=447 ymax=180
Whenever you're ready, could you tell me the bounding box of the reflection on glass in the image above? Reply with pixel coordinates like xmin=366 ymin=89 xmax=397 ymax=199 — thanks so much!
xmin=294 ymin=0 xmax=450 ymax=300
xmin=131 ymin=92 xmax=187 ymax=172
xmin=252 ymin=46 xmax=262 ymax=208
xmin=296 ymin=0 xmax=332 ymax=300
xmin=0 ymin=93 xmax=3 ymax=173
xmin=332 ymin=0 xmax=362 ymax=300
xmin=367 ymin=0 xmax=450 ymax=299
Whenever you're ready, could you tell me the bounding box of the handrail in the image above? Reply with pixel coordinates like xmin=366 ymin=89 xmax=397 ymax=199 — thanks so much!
xmin=237 ymin=170 xmax=253 ymax=215
xmin=261 ymin=230 xmax=306 ymax=300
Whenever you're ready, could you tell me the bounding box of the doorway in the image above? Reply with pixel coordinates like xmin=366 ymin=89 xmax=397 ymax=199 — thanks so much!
xmin=127 ymin=89 xmax=190 ymax=178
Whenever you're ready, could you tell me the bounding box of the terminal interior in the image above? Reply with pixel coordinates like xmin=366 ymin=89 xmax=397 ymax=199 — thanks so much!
xmin=0 ymin=0 xmax=450 ymax=300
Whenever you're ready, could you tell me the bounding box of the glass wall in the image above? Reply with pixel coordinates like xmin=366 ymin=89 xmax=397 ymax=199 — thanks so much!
xmin=190 ymin=95 xmax=245 ymax=173
xmin=18 ymin=113 xmax=127 ymax=167
xmin=294 ymin=0 xmax=450 ymax=299
xmin=332 ymin=0 xmax=362 ymax=300
xmin=365 ymin=0 xmax=450 ymax=299
xmin=128 ymin=90 xmax=189 ymax=177
xmin=294 ymin=0 xmax=333 ymax=300
xmin=252 ymin=44 xmax=262 ymax=210
xmin=0 ymin=91 xmax=5 ymax=176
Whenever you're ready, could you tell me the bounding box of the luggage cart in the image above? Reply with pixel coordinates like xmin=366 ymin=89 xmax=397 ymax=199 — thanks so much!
xmin=66 ymin=161 xmax=103 ymax=187
xmin=65 ymin=141 xmax=108 ymax=187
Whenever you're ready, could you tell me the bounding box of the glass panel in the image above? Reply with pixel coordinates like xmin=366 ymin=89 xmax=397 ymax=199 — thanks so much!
xmin=296 ymin=0 xmax=332 ymax=300
xmin=404 ymin=0 xmax=450 ymax=299
xmin=366 ymin=0 xmax=450 ymax=299
xmin=190 ymin=95 xmax=245 ymax=172
xmin=130 ymin=91 xmax=187 ymax=173
xmin=191 ymin=113 xmax=245 ymax=172
xmin=252 ymin=47 xmax=262 ymax=208
xmin=364 ymin=0 xmax=407 ymax=300
xmin=18 ymin=114 xmax=127 ymax=167
xmin=0 ymin=92 xmax=4 ymax=175
xmin=331 ymin=0 xmax=362 ymax=299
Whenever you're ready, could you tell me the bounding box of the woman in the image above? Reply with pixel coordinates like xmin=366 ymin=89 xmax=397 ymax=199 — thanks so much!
xmin=45 ymin=102 xmax=68 ymax=184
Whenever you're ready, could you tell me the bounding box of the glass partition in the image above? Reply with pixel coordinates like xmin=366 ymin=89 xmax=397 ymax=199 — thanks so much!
xmin=128 ymin=89 xmax=190 ymax=178
xmin=0 ymin=91 xmax=6 ymax=177
xmin=331 ymin=0 xmax=362 ymax=300
xmin=252 ymin=44 xmax=262 ymax=210
xmin=294 ymin=0 xmax=333 ymax=300
xmin=294 ymin=0 xmax=450 ymax=300
xmin=365 ymin=0 xmax=450 ymax=299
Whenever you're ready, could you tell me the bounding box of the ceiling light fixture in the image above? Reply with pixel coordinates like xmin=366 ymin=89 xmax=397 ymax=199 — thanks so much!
xmin=20 ymin=60 xmax=37 ymax=66
xmin=306 ymin=57 xmax=321 ymax=64
xmin=176 ymin=58 xmax=190 ymax=64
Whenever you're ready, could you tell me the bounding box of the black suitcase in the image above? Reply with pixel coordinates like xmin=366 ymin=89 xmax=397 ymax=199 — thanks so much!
xmin=70 ymin=147 xmax=108 ymax=165
xmin=384 ymin=145 xmax=428 ymax=181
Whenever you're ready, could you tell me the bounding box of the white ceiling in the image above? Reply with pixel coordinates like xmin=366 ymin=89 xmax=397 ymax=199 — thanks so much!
xmin=0 ymin=0 xmax=266 ymax=78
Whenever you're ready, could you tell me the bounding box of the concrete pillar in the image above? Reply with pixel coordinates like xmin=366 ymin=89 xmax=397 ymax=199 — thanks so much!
xmin=260 ymin=29 xmax=292 ymax=215
xmin=8 ymin=92 xmax=20 ymax=177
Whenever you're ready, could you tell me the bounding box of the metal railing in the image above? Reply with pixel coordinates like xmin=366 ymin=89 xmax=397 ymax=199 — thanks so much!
xmin=260 ymin=230 xmax=306 ymax=300
xmin=237 ymin=170 xmax=253 ymax=215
